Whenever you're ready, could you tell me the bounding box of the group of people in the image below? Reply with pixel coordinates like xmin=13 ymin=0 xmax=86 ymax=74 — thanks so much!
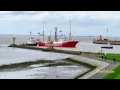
xmin=113 ymin=58 xmax=116 ymax=64
xmin=101 ymin=53 xmax=116 ymax=64
xmin=101 ymin=54 xmax=107 ymax=60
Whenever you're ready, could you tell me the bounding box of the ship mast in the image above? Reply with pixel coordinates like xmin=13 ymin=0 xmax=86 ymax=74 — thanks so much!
xmin=29 ymin=31 xmax=32 ymax=39
xmin=69 ymin=18 xmax=71 ymax=41
xmin=55 ymin=27 xmax=57 ymax=42
xmin=106 ymin=29 xmax=108 ymax=39
xmin=50 ymin=31 xmax=51 ymax=41
xmin=43 ymin=20 xmax=44 ymax=42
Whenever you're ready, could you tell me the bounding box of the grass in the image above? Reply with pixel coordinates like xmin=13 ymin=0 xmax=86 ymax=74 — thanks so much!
xmin=96 ymin=53 xmax=120 ymax=62
xmin=0 ymin=60 xmax=54 ymax=70
xmin=65 ymin=58 xmax=96 ymax=79
xmin=103 ymin=65 xmax=120 ymax=79
xmin=96 ymin=53 xmax=120 ymax=79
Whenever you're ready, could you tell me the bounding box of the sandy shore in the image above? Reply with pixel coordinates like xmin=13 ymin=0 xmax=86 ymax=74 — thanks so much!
xmin=0 ymin=54 xmax=113 ymax=79
xmin=0 ymin=63 xmax=89 ymax=79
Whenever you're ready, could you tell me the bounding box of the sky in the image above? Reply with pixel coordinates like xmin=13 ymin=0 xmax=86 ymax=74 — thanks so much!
xmin=0 ymin=11 xmax=120 ymax=37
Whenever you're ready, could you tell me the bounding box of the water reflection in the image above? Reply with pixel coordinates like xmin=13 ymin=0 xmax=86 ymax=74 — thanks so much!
xmin=0 ymin=46 xmax=76 ymax=66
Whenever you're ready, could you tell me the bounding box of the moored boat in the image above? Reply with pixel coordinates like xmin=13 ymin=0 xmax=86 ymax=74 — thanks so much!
xmin=93 ymin=35 xmax=120 ymax=45
xmin=26 ymin=37 xmax=37 ymax=46
xmin=101 ymin=41 xmax=113 ymax=49
xmin=37 ymin=38 xmax=78 ymax=48
xmin=101 ymin=46 xmax=113 ymax=49
xmin=37 ymin=19 xmax=79 ymax=48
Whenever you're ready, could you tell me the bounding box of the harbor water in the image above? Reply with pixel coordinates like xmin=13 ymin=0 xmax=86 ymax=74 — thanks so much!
xmin=0 ymin=35 xmax=119 ymax=79
xmin=0 ymin=35 xmax=120 ymax=66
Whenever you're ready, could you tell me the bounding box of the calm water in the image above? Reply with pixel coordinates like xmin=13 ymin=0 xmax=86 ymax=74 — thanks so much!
xmin=0 ymin=45 xmax=76 ymax=66
xmin=0 ymin=35 xmax=120 ymax=66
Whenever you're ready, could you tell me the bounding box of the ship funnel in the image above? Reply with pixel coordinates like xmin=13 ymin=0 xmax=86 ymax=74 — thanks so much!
xmin=48 ymin=36 xmax=51 ymax=42
xmin=100 ymin=35 xmax=102 ymax=40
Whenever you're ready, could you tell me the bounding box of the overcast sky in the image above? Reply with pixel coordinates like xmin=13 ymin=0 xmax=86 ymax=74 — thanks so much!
xmin=0 ymin=11 xmax=120 ymax=37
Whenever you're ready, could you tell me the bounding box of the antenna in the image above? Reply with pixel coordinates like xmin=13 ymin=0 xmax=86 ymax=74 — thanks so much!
xmin=50 ymin=31 xmax=51 ymax=38
xmin=69 ymin=17 xmax=71 ymax=41
xmin=55 ymin=27 xmax=57 ymax=41
xmin=50 ymin=31 xmax=51 ymax=41
xmin=43 ymin=20 xmax=44 ymax=42
xmin=29 ymin=31 xmax=32 ymax=39
xmin=106 ymin=29 xmax=108 ymax=38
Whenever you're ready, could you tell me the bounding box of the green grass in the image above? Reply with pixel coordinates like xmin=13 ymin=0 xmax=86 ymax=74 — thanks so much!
xmin=96 ymin=53 xmax=120 ymax=62
xmin=101 ymin=53 xmax=120 ymax=79
xmin=0 ymin=60 xmax=54 ymax=70
xmin=103 ymin=65 xmax=120 ymax=79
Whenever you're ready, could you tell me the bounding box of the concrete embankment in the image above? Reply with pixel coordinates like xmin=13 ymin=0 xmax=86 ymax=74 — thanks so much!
xmin=70 ymin=56 xmax=109 ymax=79
xmin=8 ymin=44 xmax=97 ymax=55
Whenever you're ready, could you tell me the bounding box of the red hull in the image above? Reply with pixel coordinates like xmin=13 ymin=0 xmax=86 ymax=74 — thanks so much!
xmin=37 ymin=41 xmax=78 ymax=48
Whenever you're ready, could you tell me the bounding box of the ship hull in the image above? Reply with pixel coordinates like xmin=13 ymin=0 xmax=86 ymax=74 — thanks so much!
xmin=26 ymin=43 xmax=37 ymax=46
xmin=93 ymin=40 xmax=120 ymax=45
xmin=37 ymin=41 xmax=78 ymax=48
xmin=101 ymin=46 xmax=113 ymax=49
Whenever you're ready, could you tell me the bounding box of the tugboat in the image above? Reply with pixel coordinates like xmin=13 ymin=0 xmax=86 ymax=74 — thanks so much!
xmin=93 ymin=34 xmax=120 ymax=45
xmin=101 ymin=41 xmax=113 ymax=49
xmin=26 ymin=37 xmax=37 ymax=46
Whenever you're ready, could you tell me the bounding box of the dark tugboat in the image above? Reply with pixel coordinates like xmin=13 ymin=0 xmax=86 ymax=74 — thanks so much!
xmin=101 ymin=41 xmax=113 ymax=49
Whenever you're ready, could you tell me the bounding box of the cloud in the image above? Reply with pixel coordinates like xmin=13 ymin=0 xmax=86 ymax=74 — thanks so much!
xmin=1 ymin=11 xmax=120 ymax=22
xmin=0 ymin=11 xmax=50 ymax=21
xmin=0 ymin=11 xmax=120 ymax=36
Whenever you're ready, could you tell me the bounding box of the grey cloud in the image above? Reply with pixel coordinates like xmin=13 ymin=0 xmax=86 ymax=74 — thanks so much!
xmin=9 ymin=11 xmax=42 ymax=15
xmin=0 ymin=11 xmax=45 ymax=16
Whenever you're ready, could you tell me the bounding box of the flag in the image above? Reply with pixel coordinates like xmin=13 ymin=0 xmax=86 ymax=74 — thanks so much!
xmin=59 ymin=30 xmax=62 ymax=32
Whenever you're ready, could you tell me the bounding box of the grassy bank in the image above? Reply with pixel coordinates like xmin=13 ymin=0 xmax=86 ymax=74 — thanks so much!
xmin=0 ymin=60 xmax=54 ymax=70
xmin=97 ymin=53 xmax=120 ymax=79
xmin=103 ymin=65 xmax=120 ymax=79
xmin=96 ymin=53 xmax=120 ymax=62
xmin=65 ymin=58 xmax=96 ymax=79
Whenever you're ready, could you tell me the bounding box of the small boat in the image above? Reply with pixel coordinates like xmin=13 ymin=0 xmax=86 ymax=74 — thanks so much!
xmin=101 ymin=41 xmax=113 ymax=49
xmin=101 ymin=46 xmax=113 ymax=49
xmin=26 ymin=37 xmax=37 ymax=46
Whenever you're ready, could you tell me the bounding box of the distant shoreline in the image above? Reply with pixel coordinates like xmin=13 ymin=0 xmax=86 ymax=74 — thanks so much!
xmin=0 ymin=34 xmax=120 ymax=38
